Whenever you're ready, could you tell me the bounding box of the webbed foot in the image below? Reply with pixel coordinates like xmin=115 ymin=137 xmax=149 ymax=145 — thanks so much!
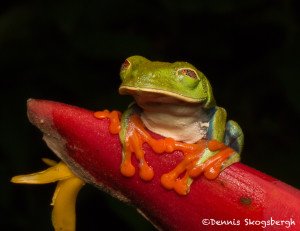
xmin=161 ymin=140 xmax=238 ymax=195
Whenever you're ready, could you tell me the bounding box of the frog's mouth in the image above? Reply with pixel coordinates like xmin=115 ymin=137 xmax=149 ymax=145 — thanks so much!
xmin=119 ymin=86 xmax=200 ymax=104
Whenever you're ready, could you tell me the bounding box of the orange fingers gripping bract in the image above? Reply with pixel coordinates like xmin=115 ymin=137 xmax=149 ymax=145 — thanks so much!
xmin=95 ymin=110 xmax=238 ymax=195
xmin=94 ymin=110 xmax=122 ymax=134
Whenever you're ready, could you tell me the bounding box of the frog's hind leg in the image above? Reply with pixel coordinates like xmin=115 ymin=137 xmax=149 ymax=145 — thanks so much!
xmin=222 ymin=120 xmax=244 ymax=168
xmin=224 ymin=120 xmax=244 ymax=154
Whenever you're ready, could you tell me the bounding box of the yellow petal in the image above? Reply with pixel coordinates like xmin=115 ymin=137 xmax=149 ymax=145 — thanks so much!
xmin=42 ymin=158 xmax=58 ymax=166
xmin=11 ymin=161 xmax=74 ymax=184
xmin=12 ymin=160 xmax=86 ymax=231
xmin=52 ymin=176 xmax=85 ymax=231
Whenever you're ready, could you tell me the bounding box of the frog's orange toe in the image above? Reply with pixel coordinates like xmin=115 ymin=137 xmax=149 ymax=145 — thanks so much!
xmin=139 ymin=165 xmax=154 ymax=181
xmin=188 ymin=165 xmax=204 ymax=178
xmin=94 ymin=110 xmax=109 ymax=118
xmin=121 ymin=162 xmax=135 ymax=178
xmin=208 ymin=140 xmax=226 ymax=151
xmin=203 ymin=166 xmax=220 ymax=180
xmin=174 ymin=178 xmax=190 ymax=196
xmin=151 ymin=139 xmax=167 ymax=153
xmin=94 ymin=110 xmax=121 ymax=134
xmin=161 ymin=173 xmax=176 ymax=190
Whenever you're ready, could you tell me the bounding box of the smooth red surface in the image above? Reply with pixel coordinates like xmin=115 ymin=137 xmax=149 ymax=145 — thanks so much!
xmin=27 ymin=99 xmax=300 ymax=231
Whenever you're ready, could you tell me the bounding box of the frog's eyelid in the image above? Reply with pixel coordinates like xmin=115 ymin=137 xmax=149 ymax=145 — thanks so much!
xmin=177 ymin=68 xmax=199 ymax=80
xmin=120 ymin=60 xmax=131 ymax=72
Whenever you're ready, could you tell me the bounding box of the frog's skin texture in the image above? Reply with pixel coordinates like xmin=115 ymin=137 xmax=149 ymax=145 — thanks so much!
xmin=95 ymin=56 xmax=244 ymax=195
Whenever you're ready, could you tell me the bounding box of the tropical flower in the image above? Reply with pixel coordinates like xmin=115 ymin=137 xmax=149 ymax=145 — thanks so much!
xmin=12 ymin=158 xmax=85 ymax=231
xmin=11 ymin=99 xmax=300 ymax=231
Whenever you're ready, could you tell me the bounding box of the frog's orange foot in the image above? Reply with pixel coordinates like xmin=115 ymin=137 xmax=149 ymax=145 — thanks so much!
xmin=120 ymin=139 xmax=154 ymax=181
xmin=161 ymin=140 xmax=237 ymax=195
xmin=120 ymin=159 xmax=136 ymax=178
xmin=120 ymin=113 xmax=179 ymax=181
xmin=161 ymin=152 xmax=200 ymax=195
xmin=188 ymin=141 xmax=236 ymax=179
xmin=161 ymin=171 xmax=192 ymax=195
xmin=94 ymin=110 xmax=122 ymax=134
xmin=121 ymin=153 xmax=154 ymax=181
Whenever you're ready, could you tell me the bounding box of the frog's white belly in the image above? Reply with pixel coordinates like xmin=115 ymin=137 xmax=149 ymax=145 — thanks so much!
xmin=140 ymin=103 xmax=209 ymax=143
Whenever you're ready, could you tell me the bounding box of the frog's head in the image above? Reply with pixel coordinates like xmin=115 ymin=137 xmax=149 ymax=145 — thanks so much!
xmin=119 ymin=56 xmax=216 ymax=108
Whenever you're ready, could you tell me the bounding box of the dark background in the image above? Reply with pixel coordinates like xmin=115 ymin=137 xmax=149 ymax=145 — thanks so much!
xmin=1 ymin=0 xmax=299 ymax=230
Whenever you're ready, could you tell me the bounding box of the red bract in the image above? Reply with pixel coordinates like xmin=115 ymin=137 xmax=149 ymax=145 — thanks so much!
xmin=27 ymin=99 xmax=300 ymax=231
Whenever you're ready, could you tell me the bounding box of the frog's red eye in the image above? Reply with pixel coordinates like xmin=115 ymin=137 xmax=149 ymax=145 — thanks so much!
xmin=120 ymin=60 xmax=131 ymax=71
xmin=177 ymin=69 xmax=199 ymax=80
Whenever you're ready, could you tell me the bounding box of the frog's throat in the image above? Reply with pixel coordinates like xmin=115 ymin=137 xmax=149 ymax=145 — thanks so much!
xmin=119 ymin=86 xmax=204 ymax=103
xmin=140 ymin=106 xmax=209 ymax=144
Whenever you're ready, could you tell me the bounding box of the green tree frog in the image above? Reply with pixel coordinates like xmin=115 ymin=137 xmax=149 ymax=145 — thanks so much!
xmin=95 ymin=56 xmax=244 ymax=195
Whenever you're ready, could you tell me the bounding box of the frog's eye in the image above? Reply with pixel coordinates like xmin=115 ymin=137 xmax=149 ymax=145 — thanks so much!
xmin=177 ymin=69 xmax=199 ymax=80
xmin=120 ymin=60 xmax=131 ymax=72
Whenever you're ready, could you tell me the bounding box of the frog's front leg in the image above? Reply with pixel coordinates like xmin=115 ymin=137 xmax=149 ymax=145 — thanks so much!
xmin=119 ymin=105 xmax=155 ymax=181
xmin=94 ymin=107 xmax=154 ymax=180
xmin=119 ymin=105 xmax=178 ymax=181
xmin=195 ymin=107 xmax=243 ymax=170
xmin=224 ymin=120 xmax=244 ymax=154
xmin=191 ymin=119 xmax=244 ymax=176
xmin=162 ymin=107 xmax=243 ymax=195
xmin=222 ymin=120 xmax=244 ymax=168
xmin=95 ymin=105 xmax=176 ymax=181
xmin=195 ymin=107 xmax=228 ymax=164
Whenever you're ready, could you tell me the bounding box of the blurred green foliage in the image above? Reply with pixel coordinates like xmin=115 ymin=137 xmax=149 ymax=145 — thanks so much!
xmin=1 ymin=0 xmax=299 ymax=230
